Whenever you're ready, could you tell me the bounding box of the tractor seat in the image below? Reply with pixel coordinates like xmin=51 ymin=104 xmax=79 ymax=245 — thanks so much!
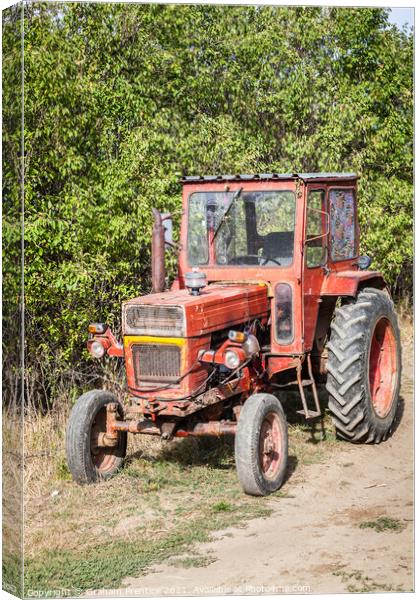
xmin=261 ymin=231 xmax=294 ymax=266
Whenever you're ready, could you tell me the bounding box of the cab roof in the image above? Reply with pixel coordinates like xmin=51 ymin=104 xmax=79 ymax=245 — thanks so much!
xmin=181 ymin=172 xmax=358 ymax=184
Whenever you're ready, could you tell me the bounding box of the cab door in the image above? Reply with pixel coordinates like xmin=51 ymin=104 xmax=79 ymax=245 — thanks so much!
xmin=302 ymin=185 xmax=328 ymax=351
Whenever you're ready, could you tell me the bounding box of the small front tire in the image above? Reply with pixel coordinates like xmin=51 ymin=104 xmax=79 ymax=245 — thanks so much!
xmin=66 ymin=389 xmax=127 ymax=484
xmin=235 ymin=393 xmax=288 ymax=496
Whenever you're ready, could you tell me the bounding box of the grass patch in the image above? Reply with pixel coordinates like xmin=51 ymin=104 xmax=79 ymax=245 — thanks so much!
xmin=55 ymin=457 xmax=72 ymax=482
xmin=123 ymin=465 xmax=143 ymax=479
xmin=359 ymin=516 xmax=404 ymax=533
xmin=212 ymin=501 xmax=233 ymax=512
xmin=3 ymin=553 xmax=23 ymax=598
xmin=24 ymin=503 xmax=270 ymax=594
xmin=170 ymin=552 xmax=217 ymax=569
xmin=333 ymin=569 xmax=404 ymax=593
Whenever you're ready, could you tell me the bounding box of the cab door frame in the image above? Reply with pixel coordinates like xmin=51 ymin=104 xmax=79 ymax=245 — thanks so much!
xmin=302 ymin=183 xmax=329 ymax=352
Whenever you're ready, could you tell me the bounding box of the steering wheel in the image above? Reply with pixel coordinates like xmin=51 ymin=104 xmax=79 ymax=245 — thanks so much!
xmin=260 ymin=255 xmax=282 ymax=266
xmin=228 ymin=255 xmax=282 ymax=266
xmin=228 ymin=255 xmax=259 ymax=265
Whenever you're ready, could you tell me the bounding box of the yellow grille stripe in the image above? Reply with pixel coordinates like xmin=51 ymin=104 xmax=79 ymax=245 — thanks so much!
xmin=124 ymin=335 xmax=186 ymax=348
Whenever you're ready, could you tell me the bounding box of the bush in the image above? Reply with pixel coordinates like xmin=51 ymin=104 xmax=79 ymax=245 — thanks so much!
xmin=2 ymin=4 xmax=413 ymax=410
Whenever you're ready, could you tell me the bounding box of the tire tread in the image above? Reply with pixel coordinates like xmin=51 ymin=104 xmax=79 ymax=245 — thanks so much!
xmin=327 ymin=288 xmax=401 ymax=444
xmin=235 ymin=393 xmax=288 ymax=496
xmin=66 ymin=390 xmax=127 ymax=484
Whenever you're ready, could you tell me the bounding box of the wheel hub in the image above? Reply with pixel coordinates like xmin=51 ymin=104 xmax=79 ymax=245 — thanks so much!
xmin=259 ymin=412 xmax=283 ymax=479
xmin=263 ymin=434 xmax=274 ymax=455
xmin=369 ymin=317 xmax=398 ymax=418
xmin=90 ymin=408 xmax=123 ymax=473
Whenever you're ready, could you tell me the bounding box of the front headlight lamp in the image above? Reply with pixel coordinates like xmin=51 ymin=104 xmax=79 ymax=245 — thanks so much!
xmin=91 ymin=340 xmax=106 ymax=358
xmin=224 ymin=349 xmax=241 ymax=370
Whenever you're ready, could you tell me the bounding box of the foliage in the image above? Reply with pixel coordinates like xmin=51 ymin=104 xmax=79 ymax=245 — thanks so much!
xmin=2 ymin=4 xmax=23 ymax=408
xmin=2 ymin=3 xmax=413 ymax=409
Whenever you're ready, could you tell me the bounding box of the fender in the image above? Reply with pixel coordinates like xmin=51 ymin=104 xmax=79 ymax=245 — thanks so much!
xmin=321 ymin=270 xmax=387 ymax=297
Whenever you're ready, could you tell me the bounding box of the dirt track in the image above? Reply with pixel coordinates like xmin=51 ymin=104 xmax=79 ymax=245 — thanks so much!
xmin=105 ymin=335 xmax=413 ymax=595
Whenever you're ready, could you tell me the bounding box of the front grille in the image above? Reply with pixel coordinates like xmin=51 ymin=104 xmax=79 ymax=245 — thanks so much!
xmin=124 ymin=305 xmax=184 ymax=336
xmin=132 ymin=343 xmax=181 ymax=384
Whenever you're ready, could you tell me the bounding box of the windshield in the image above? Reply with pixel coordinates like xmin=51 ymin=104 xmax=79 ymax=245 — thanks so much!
xmin=188 ymin=190 xmax=296 ymax=267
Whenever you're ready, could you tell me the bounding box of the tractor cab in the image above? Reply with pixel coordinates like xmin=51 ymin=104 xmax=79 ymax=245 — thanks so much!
xmin=177 ymin=173 xmax=377 ymax=360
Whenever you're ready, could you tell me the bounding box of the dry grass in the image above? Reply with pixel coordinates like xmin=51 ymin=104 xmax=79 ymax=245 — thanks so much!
xmin=3 ymin=408 xmax=24 ymax=595
xmin=397 ymin=302 xmax=413 ymax=343
xmin=22 ymin=400 xmax=339 ymax=559
xmin=23 ymin=429 xmax=273 ymax=592
xmin=22 ymin=421 xmax=338 ymax=593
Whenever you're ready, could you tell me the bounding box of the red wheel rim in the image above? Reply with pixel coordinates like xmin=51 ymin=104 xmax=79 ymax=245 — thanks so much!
xmin=369 ymin=317 xmax=398 ymax=418
xmin=90 ymin=406 xmax=121 ymax=473
xmin=258 ymin=412 xmax=283 ymax=479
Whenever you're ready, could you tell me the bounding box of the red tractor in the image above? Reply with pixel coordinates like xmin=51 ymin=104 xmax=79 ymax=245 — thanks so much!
xmin=66 ymin=173 xmax=401 ymax=496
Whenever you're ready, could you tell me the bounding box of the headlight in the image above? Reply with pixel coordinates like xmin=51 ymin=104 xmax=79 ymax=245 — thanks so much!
xmin=91 ymin=341 xmax=105 ymax=358
xmin=224 ymin=349 xmax=241 ymax=369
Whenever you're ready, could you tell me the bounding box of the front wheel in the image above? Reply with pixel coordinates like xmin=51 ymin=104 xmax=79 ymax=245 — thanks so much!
xmin=66 ymin=390 xmax=127 ymax=484
xmin=235 ymin=393 xmax=288 ymax=496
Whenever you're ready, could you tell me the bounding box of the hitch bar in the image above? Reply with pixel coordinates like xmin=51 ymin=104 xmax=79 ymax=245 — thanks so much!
xmin=111 ymin=419 xmax=237 ymax=437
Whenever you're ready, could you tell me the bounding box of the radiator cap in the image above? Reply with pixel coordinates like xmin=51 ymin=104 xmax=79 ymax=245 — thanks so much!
xmin=185 ymin=270 xmax=207 ymax=296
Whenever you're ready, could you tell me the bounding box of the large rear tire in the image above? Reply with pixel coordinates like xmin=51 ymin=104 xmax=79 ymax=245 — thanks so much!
xmin=66 ymin=390 xmax=127 ymax=484
xmin=235 ymin=393 xmax=288 ymax=496
xmin=327 ymin=288 xmax=401 ymax=443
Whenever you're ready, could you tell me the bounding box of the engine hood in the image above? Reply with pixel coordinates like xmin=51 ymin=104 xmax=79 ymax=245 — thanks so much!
xmin=123 ymin=283 xmax=270 ymax=337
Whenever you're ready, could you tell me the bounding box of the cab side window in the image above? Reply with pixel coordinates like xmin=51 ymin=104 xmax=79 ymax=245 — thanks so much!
xmin=305 ymin=190 xmax=326 ymax=268
xmin=329 ymin=189 xmax=356 ymax=261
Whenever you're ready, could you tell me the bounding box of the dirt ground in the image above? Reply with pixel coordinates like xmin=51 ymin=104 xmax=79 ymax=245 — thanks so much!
xmin=100 ymin=335 xmax=414 ymax=596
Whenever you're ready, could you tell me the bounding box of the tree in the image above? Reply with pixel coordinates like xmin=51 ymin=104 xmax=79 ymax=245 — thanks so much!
xmin=2 ymin=3 xmax=413 ymax=409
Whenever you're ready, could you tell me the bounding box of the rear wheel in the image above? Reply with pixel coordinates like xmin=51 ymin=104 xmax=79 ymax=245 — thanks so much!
xmin=235 ymin=393 xmax=288 ymax=496
xmin=327 ymin=288 xmax=401 ymax=443
xmin=66 ymin=390 xmax=127 ymax=483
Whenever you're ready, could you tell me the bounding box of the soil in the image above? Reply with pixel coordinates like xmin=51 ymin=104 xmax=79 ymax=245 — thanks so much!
xmin=92 ymin=333 xmax=413 ymax=596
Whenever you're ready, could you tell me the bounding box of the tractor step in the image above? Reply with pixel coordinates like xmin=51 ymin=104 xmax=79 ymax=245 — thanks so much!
xmin=296 ymin=409 xmax=321 ymax=419
xmin=301 ymin=379 xmax=313 ymax=387
xmin=295 ymin=354 xmax=322 ymax=421
xmin=274 ymin=379 xmax=313 ymax=389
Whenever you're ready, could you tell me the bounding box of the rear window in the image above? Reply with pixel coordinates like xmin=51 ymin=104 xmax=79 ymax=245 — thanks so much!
xmin=329 ymin=189 xmax=356 ymax=261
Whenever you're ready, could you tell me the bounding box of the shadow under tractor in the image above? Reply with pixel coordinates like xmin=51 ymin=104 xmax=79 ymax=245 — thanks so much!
xmin=66 ymin=173 xmax=402 ymax=496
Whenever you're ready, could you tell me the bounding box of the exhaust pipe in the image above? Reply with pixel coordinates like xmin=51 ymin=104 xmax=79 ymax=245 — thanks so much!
xmin=151 ymin=208 xmax=165 ymax=293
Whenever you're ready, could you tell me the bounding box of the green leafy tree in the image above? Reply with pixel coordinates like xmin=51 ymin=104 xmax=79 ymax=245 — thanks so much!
xmin=2 ymin=3 xmax=413 ymax=409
